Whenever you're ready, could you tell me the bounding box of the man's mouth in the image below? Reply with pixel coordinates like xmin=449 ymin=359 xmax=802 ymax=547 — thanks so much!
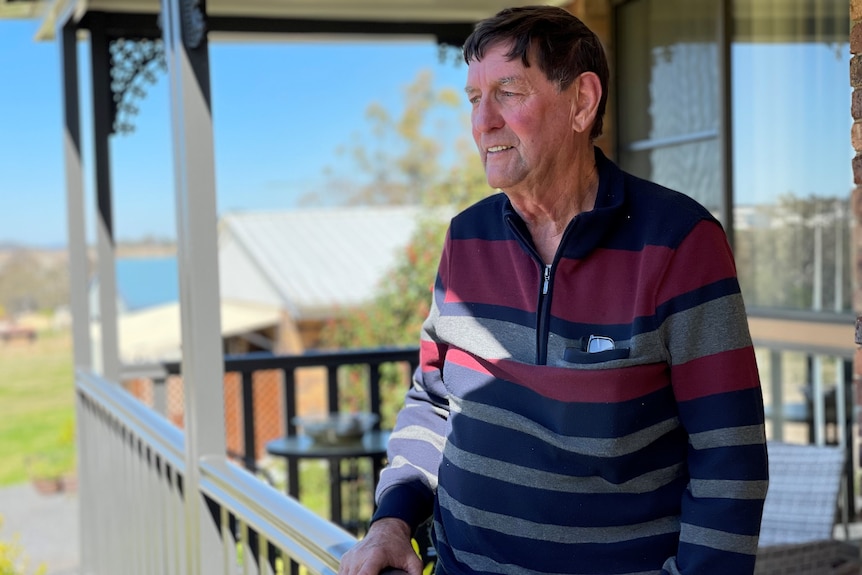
xmin=487 ymin=145 xmax=513 ymax=153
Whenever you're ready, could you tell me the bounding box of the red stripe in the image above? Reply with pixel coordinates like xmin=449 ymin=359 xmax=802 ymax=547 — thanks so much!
xmin=442 ymin=238 xmax=538 ymax=311
xmin=656 ymin=221 xmax=736 ymax=306
xmin=672 ymin=346 xmax=760 ymax=402
xmin=550 ymin=245 xmax=671 ymax=324
xmin=446 ymin=348 xmax=670 ymax=403
xmin=420 ymin=339 xmax=446 ymax=372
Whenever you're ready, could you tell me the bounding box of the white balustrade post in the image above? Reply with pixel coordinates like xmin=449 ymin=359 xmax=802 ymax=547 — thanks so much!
xmin=161 ymin=0 xmax=227 ymax=572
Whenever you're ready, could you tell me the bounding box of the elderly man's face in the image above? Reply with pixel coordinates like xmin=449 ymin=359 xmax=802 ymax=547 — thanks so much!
xmin=466 ymin=42 xmax=582 ymax=196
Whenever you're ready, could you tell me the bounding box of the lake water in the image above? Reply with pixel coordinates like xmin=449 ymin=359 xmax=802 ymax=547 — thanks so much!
xmin=116 ymin=256 xmax=178 ymax=310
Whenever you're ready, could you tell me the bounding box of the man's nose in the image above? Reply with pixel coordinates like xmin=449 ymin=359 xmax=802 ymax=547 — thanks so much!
xmin=472 ymin=98 xmax=503 ymax=133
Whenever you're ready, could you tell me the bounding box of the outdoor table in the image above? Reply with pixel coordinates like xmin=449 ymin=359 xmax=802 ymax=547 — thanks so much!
xmin=265 ymin=430 xmax=390 ymax=531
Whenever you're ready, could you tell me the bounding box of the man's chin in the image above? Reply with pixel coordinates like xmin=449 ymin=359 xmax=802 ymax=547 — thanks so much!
xmin=483 ymin=171 xmax=509 ymax=190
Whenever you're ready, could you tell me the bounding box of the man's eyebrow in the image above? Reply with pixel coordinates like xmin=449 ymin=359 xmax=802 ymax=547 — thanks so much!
xmin=498 ymin=76 xmax=520 ymax=86
xmin=464 ymin=76 xmax=523 ymax=94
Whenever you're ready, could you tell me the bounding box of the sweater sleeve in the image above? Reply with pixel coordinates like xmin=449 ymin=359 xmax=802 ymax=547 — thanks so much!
xmin=658 ymin=220 xmax=769 ymax=575
xmin=372 ymin=231 xmax=453 ymax=533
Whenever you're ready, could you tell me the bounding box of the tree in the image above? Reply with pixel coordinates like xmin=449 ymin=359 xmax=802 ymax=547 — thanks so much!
xmin=734 ymin=193 xmax=851 ymax=312
xmin=313 ymin=70 xmax=494 ymax=426
xmin=0 ymin=251 xmax=69 ymax=317
xmin=300 ymin=69 xmax=473 ymax=207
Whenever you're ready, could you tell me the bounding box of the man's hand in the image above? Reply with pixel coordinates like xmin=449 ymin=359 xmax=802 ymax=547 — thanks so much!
xmin=338 ymin=517 xmax=424 ymax=575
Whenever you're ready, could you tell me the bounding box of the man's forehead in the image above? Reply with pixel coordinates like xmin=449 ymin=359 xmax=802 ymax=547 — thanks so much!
xmin=465 ymin=72 xmax=527 ymax=94
xmin=465 ymin=53 xmax=530 ymax=91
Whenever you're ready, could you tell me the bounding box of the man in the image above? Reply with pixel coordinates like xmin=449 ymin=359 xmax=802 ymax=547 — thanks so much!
xmin=340 ymin=6 xmax=768 ymax=575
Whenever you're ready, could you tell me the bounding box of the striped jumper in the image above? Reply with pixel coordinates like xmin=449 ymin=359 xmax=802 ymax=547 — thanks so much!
xmin=373 ymin=148 xmax=769 ymax=575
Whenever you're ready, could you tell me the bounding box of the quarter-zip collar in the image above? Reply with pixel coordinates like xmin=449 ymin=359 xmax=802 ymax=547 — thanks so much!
xmin=500 ymin=147 xmax=627 ymax=365
xmin=500 ymin=147 xmax=627 ymax=262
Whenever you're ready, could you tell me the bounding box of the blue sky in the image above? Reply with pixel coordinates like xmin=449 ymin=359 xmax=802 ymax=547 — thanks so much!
xmin=1 ymin=16 xmax=854 ymax=248
xmin=0 ymin=18 xmax=473 ymax=247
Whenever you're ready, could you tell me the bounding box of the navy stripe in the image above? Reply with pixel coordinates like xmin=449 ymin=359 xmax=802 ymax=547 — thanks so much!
xmin=446 ymin=416 xmax=688 ymax=481
xmin=438 ymin=300 xmax=536 ymax=326
xmin=680 ymin=494 xmax=768 ymax=536
xmin=448 ymin=194 xmax=513 ymax=241
xmin=669 ymin=542 xmax=755 ymax=575
xmin=441 ymin=462 xmax=688 ymax=527
xmin=450 ymin=367 xmax=681 ymax=437
xmin=679 ymin=388 xmax=767 ymax=433
xmin=656 ymin=277 xmax=741 ymax=321
xmin=687 ymin=444 xmax=770 ymax=481
xmin=434 ymin=506 xmax=681 ymax=575
xmin=548 ymin=314 xmax=659 ymax=341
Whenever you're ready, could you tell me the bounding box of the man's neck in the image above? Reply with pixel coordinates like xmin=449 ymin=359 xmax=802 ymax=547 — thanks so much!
xmin=510 ymin=147 xmax=599 ymax=264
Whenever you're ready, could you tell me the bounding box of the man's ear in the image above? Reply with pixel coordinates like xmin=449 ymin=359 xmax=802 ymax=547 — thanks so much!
xmin=570 ymin=72 xmax=602 ymax=135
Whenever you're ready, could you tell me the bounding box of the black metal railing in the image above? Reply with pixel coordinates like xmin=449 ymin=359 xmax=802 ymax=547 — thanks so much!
xmin=161 ymin=346 xmax=419 ymax=530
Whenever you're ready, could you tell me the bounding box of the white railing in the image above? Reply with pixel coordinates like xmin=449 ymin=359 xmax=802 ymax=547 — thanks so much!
xmin=76 ymin=369 xmax=372 ymax=575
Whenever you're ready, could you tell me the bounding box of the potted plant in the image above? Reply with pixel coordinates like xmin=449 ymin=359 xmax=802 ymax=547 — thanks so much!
xmin=25 ymin=453 xmax=65 ymax=495
xmin=25 ymin=419 xmax=76 ymax=496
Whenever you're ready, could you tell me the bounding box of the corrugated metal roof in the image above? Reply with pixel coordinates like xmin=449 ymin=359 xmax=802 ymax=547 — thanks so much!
xmin=220 ymin=205 xmax=431 ymax=319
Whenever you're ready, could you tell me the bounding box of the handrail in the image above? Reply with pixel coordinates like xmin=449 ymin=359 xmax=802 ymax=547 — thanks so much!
xmin=199 ymin=456 xmax=355 ymax=575
xmin=77 ymin=368 xmax=185 ymax=469
xmin=77 ymin=366 xmax=410 ymax=575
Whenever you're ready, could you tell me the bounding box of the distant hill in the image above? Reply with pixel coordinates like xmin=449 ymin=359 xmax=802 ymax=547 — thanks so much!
xmin=0 ymin=240 xmax=176 ymax=317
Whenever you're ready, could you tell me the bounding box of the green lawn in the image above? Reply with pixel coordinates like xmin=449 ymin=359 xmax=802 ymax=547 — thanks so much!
xmin=0 ymin=329 xmax=76 ymax=486
xmin=0 ymin=328 xmax=380 ymax=535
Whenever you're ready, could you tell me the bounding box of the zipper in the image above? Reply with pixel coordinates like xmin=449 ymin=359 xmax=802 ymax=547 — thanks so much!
xmin=536 ymin=264 xmax=552 ymax=364
xmin=505 ymin=213 xmax=558 ymax=365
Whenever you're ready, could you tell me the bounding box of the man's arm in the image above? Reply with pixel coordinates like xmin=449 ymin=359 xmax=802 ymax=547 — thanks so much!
xmin=338 ymin=518 xmax=422 ymax=575
xmin=658 ymin=220 xmax=769 ymax=575
xmin=340 ymin=233 xmax=454 ymax=575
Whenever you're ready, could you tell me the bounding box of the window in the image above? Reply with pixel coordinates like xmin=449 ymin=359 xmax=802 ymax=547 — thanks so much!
xmin=617 ymin=0 xmax=722 ymax=217
xmin=732 ymin=0 xmax=851 ymax=313
xmin=616 ymin=0 xmax=852 ymax=314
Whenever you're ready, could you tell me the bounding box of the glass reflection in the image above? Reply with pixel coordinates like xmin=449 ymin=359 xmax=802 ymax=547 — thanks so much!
xmin=732 ymin=0 xmax=851 ymax=313
xmin=617 ymin=0 xmax=722 ymax=218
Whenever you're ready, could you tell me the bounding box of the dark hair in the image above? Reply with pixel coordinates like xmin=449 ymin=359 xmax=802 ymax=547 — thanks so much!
xmin=463 ymin=5 xmax=609 ymax=140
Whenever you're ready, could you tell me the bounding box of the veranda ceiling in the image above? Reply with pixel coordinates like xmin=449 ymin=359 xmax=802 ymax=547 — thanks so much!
xmin=33 ymin=0 xmax=569 ymax=40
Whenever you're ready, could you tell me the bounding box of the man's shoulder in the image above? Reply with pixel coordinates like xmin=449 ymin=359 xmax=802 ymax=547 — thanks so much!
xmin=448 ymin=193 xmax=510 ymax=239
xmin=621 ymin=169 xmax=716 ymax=223
xmin=607 ymin=164 xmax=724 ymax=250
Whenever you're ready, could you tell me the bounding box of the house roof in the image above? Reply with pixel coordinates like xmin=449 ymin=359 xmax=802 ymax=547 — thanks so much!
xmin=94 ymin=299 xmax=282 ymax=364
xmin=219 ymin=205 xmax=435 ymax=319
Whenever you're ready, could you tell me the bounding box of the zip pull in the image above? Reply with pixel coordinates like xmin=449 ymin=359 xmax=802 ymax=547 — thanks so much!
xmin=542 ymin=265 xmax=551 ymax=295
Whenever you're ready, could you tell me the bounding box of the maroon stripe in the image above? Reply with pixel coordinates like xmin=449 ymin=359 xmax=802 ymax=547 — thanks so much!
xmin=447 ymin=348 xmax=670 ymax=403
xmin=656 ymin=221 xmax=736 ymax=306
xmin=443 ymin=238 xmax=539 ymax=311
xmin=672 ymin=346 xmax=760 ymax=401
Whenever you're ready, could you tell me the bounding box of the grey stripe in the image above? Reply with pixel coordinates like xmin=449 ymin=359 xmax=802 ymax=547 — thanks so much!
xmin=661 ymin=294 xmax=753 ymax=365
xmin=380 ymin=455 xmax=439 ymax=489
xmin=451 ymin=395 xmax=681 ymax=458
xmin=441 ymin=542 xmax=662 ymax=575
xmin=438 ymin=485 xmax=681 ymax=544
xmin=444 ymin=441 xmax=685 ymax=494
xmin=679 ymin=522 xmax=759 ymax=556
xmin=436 ymin=315 xmax=536 ymax=361
xmin=689 ymin=478 xmax=769 ymax=500
xmin=688 ymin=425 xmax=766 ymax=450
xmin=390 ymin=424 xmax=447 ymax=452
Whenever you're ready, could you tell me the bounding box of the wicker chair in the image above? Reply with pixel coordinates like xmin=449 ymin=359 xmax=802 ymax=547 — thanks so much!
xmin=754 ymin=442 xmax=861 ymax=575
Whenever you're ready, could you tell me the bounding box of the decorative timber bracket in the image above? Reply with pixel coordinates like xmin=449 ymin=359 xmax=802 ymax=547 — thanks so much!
xmin=180 ymin=0 xmax=206 ymax=49
xmin=109 ymin=38 xmax=167 ymax=135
